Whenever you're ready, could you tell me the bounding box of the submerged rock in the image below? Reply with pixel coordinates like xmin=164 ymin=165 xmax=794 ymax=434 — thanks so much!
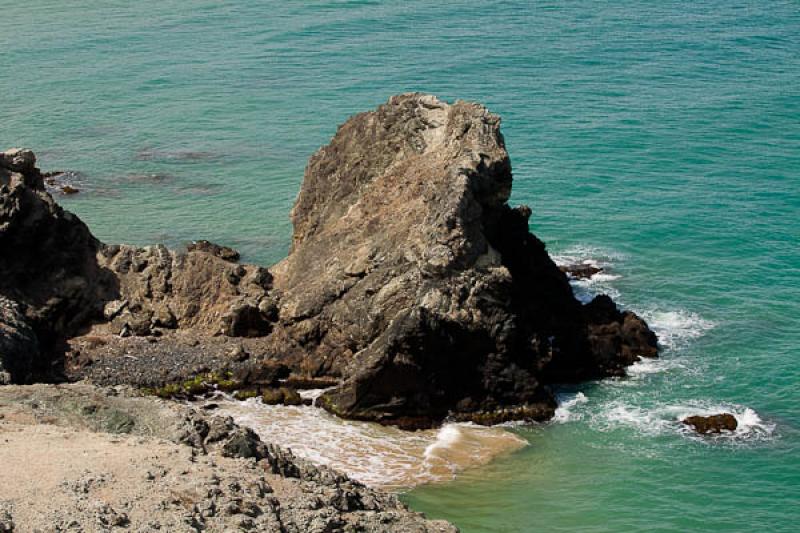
xmin=682 ymin=413 xmax=738 ymax=434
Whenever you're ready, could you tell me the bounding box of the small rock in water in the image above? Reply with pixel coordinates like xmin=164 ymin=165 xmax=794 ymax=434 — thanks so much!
xmin=682 ymin=413 xmax=738 ymax=434
xmin=261 ymin=387 xmax=302 ymax=406
xmin=559 ymin=263 xmax=603 ymax=279
xmin=60 ymin=185 xmax=80 ymax=195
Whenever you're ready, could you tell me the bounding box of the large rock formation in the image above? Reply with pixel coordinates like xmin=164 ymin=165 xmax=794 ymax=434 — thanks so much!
xmin=269 ymin=94 xmax=657 ymax=427
xmin=0 ymin=94 xmax=657 ymax=428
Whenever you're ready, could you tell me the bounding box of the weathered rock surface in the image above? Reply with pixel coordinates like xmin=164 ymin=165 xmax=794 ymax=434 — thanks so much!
xmin=1 ymin=94 xmax=658 ymax=428
xmin=99 ymin=243 xmax=274 ymax=338
xmin=682 ymin=413 xmax=738 ymax=434
xmin=0 ymin=383 xmax=455 ymax=532
xmin=270 ymin=94 xmax=658 ymax=427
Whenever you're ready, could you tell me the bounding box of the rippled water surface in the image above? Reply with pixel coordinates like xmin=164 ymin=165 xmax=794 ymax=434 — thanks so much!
xmin=2 ymin=1 xmax=799 ymax=531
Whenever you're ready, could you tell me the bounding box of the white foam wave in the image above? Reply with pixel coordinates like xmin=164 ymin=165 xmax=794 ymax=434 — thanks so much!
xmin=423 ymin=424 xmax=463 ymax=461
xmin=550 ymin=245 xmax=627 ymax=268
xmin=552 ymin=392 xmax=588 ymax=423
xmin=594 ymin=400 xmax=775 ymax=442
xmin=625 ymin=357 xmax=686 ymax=377
xmin=551 ymin=245 xmax=625 ymax=303
xmin=641 ymin=309 xmax=715 ymax=350
xmin=214 ymin=399 xmax=527 ymax=489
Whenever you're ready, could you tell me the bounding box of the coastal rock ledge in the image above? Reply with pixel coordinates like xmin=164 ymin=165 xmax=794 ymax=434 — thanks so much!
xmin=1 ymin=94 xmax=658 ymax=428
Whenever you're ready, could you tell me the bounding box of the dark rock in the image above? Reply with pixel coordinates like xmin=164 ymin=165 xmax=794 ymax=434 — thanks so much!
xmin=559 ymin=263 xmax=602 ymax=279
xmin=223 ymin=304 xmax=271 ymax=338
xmin=60 ymin=185 xmax=80 ymax=195
xmin=0 ymin=296 xmax=40 ymax=384
xmin=1 ymin=149 xmax=117 ymax=378
xmin=221 ymin=427 xmax=267 ymax=460
xmin=682 ymin=413 xmax=738 ymax=434
xmin=231 ymin=362 xmax=290 ymax=387
xmin=0 ymin=507 xmax=12 ymax=532
xmin=187 ymin=240 xmax=240 ymax=262
xmin=270 ymin=94 xmax=658 ymax=426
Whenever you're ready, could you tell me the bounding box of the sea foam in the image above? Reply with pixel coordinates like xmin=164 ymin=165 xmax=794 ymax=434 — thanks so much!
xmin=214 ymin=397 xmax=527 ymax=489
xmin=595 ymin=400 xmax=775 ymax=442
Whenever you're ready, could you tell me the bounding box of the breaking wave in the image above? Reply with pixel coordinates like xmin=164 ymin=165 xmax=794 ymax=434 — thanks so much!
xmin=213 ymin=397 xmax=527 ymax=490
xmin=594 ymin=400 xmax=775 ymax=442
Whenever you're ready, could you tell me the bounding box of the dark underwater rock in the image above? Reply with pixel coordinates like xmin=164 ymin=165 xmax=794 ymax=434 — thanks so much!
xmin=187 ymin=239 xmax=241 ymax=262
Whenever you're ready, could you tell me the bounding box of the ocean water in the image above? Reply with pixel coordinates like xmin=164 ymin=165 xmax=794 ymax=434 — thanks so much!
xmin=2 ymin=1 xmax=799 ymax=531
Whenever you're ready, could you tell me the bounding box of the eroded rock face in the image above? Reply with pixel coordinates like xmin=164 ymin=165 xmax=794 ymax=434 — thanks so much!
xmin=99 ymin=243 xmax=274 ymax=338
xmin=271 ymin=94 xmax=658 ymax=427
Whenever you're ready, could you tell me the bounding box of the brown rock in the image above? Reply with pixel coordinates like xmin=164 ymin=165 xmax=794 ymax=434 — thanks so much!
xmin=260 ymin=387 xmax=303 ymax=406
xmin=682 ymin=413 xmax=738 ymax=434
xmin=270 ymin=94 xmax=659 ymax=426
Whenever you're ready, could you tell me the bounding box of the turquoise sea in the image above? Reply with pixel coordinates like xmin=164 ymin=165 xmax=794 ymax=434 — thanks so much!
xmin=2 ymin=1 xmax=799 ymax=531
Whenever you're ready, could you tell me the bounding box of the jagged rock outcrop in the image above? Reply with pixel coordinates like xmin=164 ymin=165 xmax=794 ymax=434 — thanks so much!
xmin=99 ymin=243 xmax=275 ymax=338
xmin=270 ymin=94 xmax=658 ymax=427
xmin=1 ymin=94 xmax=657 ymax=427
xmin=0 ymin=149 xmax=276 ymax=383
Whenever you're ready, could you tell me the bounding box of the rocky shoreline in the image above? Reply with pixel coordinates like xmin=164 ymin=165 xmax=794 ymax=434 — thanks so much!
xmin=0 ymin=383 xmax=454 ymax=532
xmin=1 ymin=94 xmax=660 ymax=530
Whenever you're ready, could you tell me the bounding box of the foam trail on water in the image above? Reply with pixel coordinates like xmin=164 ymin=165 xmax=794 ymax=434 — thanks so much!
xmin=641 ymin=308 xmax=716 ymax=350
xmin=552 ymin=392 xmax=588 ymax=423
xmin=595 ymin=400 xmax=775 ymax=442
xmin=214 ymin=399 xmax=527 ymax=490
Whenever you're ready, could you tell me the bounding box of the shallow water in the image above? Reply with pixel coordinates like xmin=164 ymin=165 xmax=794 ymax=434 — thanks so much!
xmin=3 ymin=1 xmax=799 ymax=531
xmin=213 ymin=391 xmax=527 ymax=490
